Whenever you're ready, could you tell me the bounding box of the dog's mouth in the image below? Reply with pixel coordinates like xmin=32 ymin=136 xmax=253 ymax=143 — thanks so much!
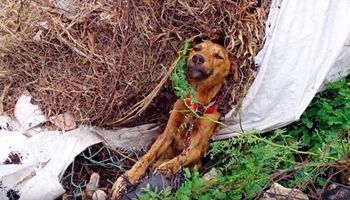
xmin=186 ymin=63 xmax=212 ymax=80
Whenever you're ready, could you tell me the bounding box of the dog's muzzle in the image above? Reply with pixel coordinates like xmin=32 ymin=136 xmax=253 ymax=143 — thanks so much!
xmin=187 ymin=54 xmax=212 ymax=79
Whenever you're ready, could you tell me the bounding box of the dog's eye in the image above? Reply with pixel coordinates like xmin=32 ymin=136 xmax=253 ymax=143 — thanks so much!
xmin=214 ymin=53 xmax=224 ymax=60
xmin=193 ymin=46 xmax=201 ymax=52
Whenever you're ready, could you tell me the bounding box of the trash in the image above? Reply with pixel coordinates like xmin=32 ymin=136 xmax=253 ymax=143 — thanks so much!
xmin=85 ymin=173 xmax=100 ymax=197
xmin=49 ymin=112 xmax=77 ymax=131
xmin=33 ymin=21 xmax=49 ymax=42
xmin=33 ymin=30 xmax=44 ymax=42
xmin=216 ymin=0 xmax=350 ymax=139
xmin=39 ymin=21 xmax=49 ymax=30
xmin=92 ymin=124 xmax=160 ymax=152
xmin=0 ymin=116 xmax=19 ymax=131
xmin=85 ymin=172 xmax=107 ymax=200
xmin=0 ymin=93 xmax=161 ymax=199
xmin=92 ymin=190 xmax=107 ymax=200
xmin=14 ymin=91 xmax=47 ymax=130
xmin=261 ymin=183 xmax=308 ymax=200
xmin=0 ymin=126 xmax=102 ymax=200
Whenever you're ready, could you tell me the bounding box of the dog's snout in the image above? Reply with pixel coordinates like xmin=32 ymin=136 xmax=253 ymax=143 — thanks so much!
xmin=192 ymin=54 xmax=204 ymax=65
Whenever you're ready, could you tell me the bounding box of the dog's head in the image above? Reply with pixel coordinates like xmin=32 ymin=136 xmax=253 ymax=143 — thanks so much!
xmin=187 ymin=40 xmax=230 ymax=83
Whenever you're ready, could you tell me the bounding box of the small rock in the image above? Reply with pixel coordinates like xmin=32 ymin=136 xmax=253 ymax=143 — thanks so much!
xmin=261 ymin=183 xmax=308 ymax=200
xmin=56 ymin=0 xmax=78 ymax=20
xmin=202 ymin=168 xmax=218 ymax=181
xmin=322 ymin=184 xmax=350 ymax=200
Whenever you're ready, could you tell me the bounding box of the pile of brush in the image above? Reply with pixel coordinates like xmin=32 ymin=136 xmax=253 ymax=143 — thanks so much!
xmin=0 ymin=0 xmax=271 ymax=127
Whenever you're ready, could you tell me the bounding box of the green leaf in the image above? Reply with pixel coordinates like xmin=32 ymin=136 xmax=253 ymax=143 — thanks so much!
xmin=303 ymin=132 xmax=311 ymax=146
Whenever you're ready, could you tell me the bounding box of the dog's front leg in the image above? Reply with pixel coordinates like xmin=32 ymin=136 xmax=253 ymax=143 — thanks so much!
xmin=111 ymin=100 xmax=185 ymax=200
xmin=154 ymin=112 xmax=220 ymax=176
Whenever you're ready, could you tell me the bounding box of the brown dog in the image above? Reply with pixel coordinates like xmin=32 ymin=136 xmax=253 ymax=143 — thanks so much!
xmin=111 ymin=40 xmax=231 ymax=199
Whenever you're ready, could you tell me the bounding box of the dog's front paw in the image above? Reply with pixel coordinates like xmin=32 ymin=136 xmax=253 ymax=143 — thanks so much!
xmin=154 ymin=162 xmax=177 ymax=177
xmin=111 ymin=176 xmax=128 ymax=200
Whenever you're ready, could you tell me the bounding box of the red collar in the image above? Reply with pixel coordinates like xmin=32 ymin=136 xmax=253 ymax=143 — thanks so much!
xmin=185 ymin=93 xmax=219 ymax=115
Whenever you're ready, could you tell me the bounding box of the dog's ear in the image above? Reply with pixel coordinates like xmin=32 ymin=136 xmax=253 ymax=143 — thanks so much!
xmin=212 ymin=33 xmax=226 ymax=46
xmin=229 ymin=56 xmax=239 ymax=82
xmin=189 ymin=36 xmax=203 ymax=47
xmin=193 ymin=36 xmax=203 ymax=44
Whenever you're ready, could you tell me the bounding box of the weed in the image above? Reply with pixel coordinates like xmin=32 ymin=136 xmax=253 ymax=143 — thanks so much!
xmin=170 ymin=40 xmax=196 ymax=103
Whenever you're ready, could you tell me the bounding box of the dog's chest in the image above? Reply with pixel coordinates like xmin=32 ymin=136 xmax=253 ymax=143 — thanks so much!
xmin=173 ymin=116 xmax=197 ymax=152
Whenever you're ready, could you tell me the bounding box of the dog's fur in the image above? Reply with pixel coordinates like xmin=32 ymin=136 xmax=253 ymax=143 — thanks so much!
xmin=111 ymin=40 xmax=232 ymax=199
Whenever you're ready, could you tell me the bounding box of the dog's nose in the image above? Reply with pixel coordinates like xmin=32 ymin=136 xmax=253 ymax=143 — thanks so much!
xmin=192 ymin=54 xmax=204 ymax=65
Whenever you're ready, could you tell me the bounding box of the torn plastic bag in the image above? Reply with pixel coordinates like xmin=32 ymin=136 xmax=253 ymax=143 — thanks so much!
xmin=215 ymin=0 xmax=350 ymax=139
xmin=0 ymin=93 xmax=158 ymax=200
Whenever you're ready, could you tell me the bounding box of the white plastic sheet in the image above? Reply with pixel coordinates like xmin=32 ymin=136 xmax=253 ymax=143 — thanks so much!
xmin=0 ymin=94 xmax=102 ymax=200
xmin=0 ymin=127 xmax=101 ymax=200
xmin=214 ymin=0 xmax=350 ymax=139
xmin=0 ymin=94 xmax=157 ymax=200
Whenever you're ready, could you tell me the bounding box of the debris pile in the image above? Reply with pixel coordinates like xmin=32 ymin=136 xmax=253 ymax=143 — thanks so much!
xmin=0 ymin=0 xmax=271 ymax=127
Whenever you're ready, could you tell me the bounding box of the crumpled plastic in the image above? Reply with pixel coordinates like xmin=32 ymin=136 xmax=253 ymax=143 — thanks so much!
xmin=215 ymin=0 xmax=350 ymax=139
xmin=0 ymin=93 xmax=158 ymax=200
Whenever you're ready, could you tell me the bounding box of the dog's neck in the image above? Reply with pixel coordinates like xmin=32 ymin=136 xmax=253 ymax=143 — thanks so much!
xmin=189 ymin=79 xmax=223 ymax=105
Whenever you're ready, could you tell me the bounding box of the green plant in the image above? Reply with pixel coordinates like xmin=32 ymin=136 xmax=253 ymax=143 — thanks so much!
xmin=289 ymin=77 xmax=350 ymax=151
xmin=206 ymin=129 xmax=297 ymax=199
xmin=170 ymin=40 xmax=196 ymax=103
xmin=138 ymin=186 xmax=173 ymax=200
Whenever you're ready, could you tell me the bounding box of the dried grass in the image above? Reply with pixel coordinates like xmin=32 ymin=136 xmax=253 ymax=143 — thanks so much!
xmin=0 ymin=0 xmax=271 ymax=127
